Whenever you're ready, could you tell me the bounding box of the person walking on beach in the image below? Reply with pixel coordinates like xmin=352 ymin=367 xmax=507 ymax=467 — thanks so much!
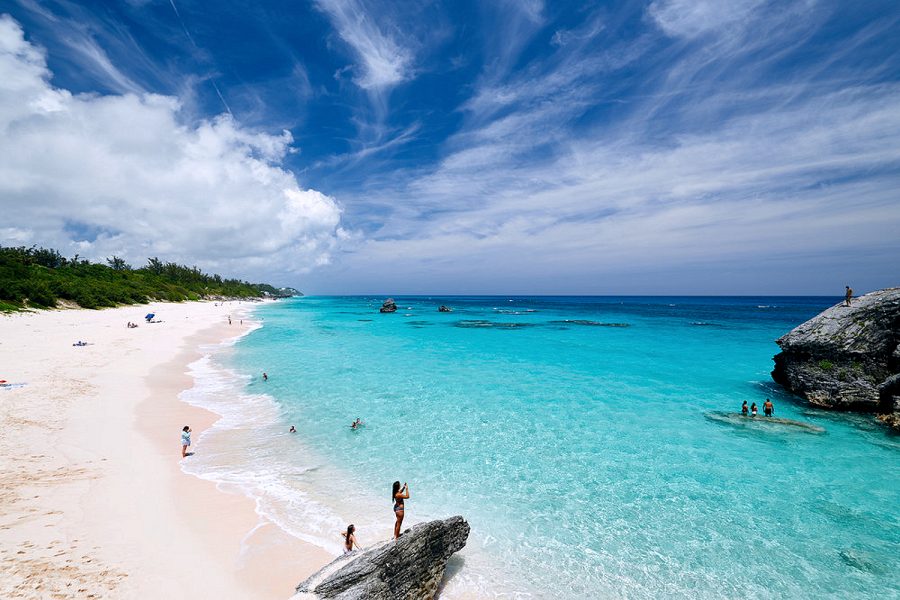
xmin=392 ymin=481 xmax=409 ymax=539
xmin=741 ymin=401 xmax=749 ymax=416
xmin=181 ymin=425 xmax=192 ymax=458
xmin=845 ymin=286 xmax=853 ymax=307
xmin=750 ymin=403 xmax=758 ymax=417
xmin=764 ymin=398 xmax=774 ymax=417
xmin=340 ymin=524 xmax=360 ymax=554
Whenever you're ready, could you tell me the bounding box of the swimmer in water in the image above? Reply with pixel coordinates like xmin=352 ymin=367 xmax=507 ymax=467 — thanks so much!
xmin=741 ymin=401 xmax=749 ymax=416
xmin=289 ymin=425 xmax=296 ymax=433
xmin=763 ymin=398 xmax=774 ymax=417
xmin=750 ymin=402 xmax=758 ymax=417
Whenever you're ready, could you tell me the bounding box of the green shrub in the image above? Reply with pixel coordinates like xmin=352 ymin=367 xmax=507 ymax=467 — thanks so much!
xmin=0 ymin=245 xmax=281 ymax=312
xmin=818 ymin=359 xmax=834 ymax=371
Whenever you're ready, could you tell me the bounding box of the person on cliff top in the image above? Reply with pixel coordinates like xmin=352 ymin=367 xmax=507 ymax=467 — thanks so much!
xmin=750 ymin=403 xmax=758 ymax=417
xmin=340 ymin=524 xmax=360 ymax=554
xmin=181 ymin=425 xmax=192 ymax=458
xmin=764 ymin=399 xmax=774 ymax=417
xmin=741 ymin=401 xmax=749 ymax=416
xmin=392 ymin=481 xmax=410 ymax=539
xmin=845 ymin=286 xmax=853 ymax=306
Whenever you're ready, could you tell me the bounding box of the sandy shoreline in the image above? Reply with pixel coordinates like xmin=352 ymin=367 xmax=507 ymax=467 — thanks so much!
xmin=0 ymin=301 xmax=331 ymax=599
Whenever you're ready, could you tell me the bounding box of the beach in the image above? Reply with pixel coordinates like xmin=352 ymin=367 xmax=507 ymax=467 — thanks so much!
xmin=0 ymin=300 xmax=331 ymax=599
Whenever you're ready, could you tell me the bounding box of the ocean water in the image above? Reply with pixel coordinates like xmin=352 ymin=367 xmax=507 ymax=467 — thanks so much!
xmin=182 ymin=297 xmax=900 ymax=599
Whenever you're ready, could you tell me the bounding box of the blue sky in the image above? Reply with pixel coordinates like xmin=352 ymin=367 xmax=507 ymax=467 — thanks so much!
xmin=1 ymin=0 xmax=899 ymax=294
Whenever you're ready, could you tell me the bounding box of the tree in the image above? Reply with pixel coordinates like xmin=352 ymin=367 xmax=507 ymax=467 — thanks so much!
xmin=146 ymin=257 xmax=163 ymax=274
xmin=106 ymin=256 xmax=131 ymax=271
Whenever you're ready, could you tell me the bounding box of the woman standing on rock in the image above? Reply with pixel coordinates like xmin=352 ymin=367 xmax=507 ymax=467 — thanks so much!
xmin=392 ymin=481 xmax=409 ymax=539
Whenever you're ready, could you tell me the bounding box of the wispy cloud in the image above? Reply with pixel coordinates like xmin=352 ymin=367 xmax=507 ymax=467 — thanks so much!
xmin=305 ymin=0 xmax=900 ymax=293
xmin=314 ymin=0 xmax=413 ymax=91
xmin=647 ymin=0 xmax=766 ymax=39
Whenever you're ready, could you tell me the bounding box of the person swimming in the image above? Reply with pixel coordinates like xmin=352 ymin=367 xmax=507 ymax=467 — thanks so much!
xmin=263 ymin=372 xmax=268 ymax=381
xmin=340 ymin=524 xmax=359 ymax=554
xmin=392 ymin=481 xmax=409 ymax=539
xmin=741 ymin=401 xmax=749 ymax=416
xmin=350 ymin=418 xmax=362 ymax=429
xmin=763 ymin=398 xmax=774 ymax=417
xmin=750 ymin=402 xmax=758 ymax=417
xmin=289 ymin=425 xmax=296 ymax=433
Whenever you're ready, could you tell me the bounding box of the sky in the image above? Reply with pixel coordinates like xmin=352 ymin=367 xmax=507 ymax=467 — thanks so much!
xmin=0 ymin=0 xmax=899 ymax=295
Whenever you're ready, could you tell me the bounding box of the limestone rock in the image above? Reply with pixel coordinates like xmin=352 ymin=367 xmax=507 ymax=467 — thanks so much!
xmin=380 ymin=298 xmax=398 ymax=313
xmin=294 ymin=516 xmax=470 ymax=600
xmin=771 ymin=287 xmax=900 ymax=430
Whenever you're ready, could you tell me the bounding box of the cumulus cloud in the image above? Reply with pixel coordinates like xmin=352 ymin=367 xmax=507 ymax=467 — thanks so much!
xmin=0 ymin=15 xmax=343 ymax=279
xmin=314 ymin=0 xmax=412 ymax=90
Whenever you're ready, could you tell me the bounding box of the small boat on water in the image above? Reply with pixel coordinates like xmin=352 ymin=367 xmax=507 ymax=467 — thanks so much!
xmin=704 ymin=411 xmax=825 ymax=433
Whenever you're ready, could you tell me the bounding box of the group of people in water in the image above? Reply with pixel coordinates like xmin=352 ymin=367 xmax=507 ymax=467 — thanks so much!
xmin=742 ymin=398 xmax=774 ymax=417
xmin=184 ymin=370 xmax=398 ymax=555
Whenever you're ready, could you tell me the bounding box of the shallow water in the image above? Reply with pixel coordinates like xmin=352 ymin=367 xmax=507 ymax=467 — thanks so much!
xmin=186 ymin=297 xmax=900 ymax=599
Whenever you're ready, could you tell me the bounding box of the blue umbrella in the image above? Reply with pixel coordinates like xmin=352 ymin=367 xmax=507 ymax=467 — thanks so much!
xmin=145 ymin=313 xmax=155 ymax=320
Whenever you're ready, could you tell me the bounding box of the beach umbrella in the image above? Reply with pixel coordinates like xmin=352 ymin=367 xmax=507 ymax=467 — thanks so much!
xmin=145 ymin=313 xmax=155 ymax=320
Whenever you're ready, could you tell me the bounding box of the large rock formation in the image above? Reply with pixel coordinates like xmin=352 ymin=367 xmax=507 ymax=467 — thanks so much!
xmin=771 ymin=287 xmax=900 ymax=430
xmin=294 ymin=517 xmax=470 ymax=600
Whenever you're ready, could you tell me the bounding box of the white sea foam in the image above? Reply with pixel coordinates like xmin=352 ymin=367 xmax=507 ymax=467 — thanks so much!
xmin=179 ymin=351 xmax=350 ymax=554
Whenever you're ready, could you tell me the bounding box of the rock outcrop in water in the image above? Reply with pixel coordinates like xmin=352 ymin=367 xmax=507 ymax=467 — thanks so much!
xmin=294 ymin=516 xmax=469 ymax=600
xmin=379 ymin=298 xmax=397 ymax=313
xmin=771 ymin=287 xmax=900 ymax=430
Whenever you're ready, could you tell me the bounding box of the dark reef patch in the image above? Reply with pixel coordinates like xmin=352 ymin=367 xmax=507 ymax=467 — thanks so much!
xmin=548 ymin=320 xmax=630 ymax=327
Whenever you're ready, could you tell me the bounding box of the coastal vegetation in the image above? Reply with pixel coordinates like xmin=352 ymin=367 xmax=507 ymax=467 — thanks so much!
xmin=0 ymin=245 xmax=297 ymax=312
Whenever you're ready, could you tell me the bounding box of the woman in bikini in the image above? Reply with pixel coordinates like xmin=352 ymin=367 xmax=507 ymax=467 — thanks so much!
xmin=340 ymin=524 xmax=360 ymax=554
xmin=392 ymin=481 xmax=409 ymax=539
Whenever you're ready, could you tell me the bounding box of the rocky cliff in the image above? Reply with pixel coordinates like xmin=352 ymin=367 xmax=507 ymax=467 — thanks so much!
xmin=771 ymin=287 xmax=900 ymax=430
xmin=294 ymin=516 xmax=470 ymax=600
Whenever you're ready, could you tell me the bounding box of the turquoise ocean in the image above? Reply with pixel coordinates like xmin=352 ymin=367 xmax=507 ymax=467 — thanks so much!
xmin=181 ymin=297 xmax=899 ymax=599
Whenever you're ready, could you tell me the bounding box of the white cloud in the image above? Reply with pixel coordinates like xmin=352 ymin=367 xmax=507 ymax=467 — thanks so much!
xmin=648 ymin=0 xmax=766 ymax=38
xmin=315 ymin=0 xmax=412 ymax=90
xmin=0 ymin=15 xmax=343 ymax=279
